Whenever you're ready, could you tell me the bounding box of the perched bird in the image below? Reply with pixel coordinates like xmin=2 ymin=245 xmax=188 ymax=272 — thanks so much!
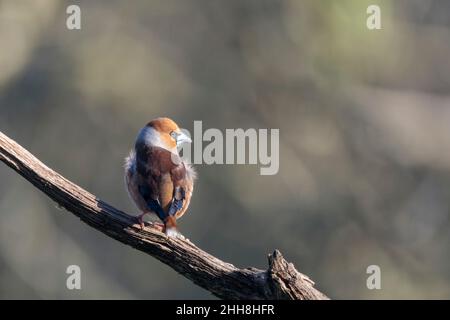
xmin=125 ymin=117 xmax=196 ymax=237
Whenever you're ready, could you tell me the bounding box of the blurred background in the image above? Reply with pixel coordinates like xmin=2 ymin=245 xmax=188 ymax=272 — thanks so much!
xmin=1 ymin=0 xmax=450 ymax=299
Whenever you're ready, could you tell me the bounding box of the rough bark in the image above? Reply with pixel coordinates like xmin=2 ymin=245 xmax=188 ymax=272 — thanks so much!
xmin=0 ymin=131 xmax=328 ymax=300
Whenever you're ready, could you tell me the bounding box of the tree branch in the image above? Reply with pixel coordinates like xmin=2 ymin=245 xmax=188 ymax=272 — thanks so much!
xmin=0 ymin=130 xmax=328 ymax=300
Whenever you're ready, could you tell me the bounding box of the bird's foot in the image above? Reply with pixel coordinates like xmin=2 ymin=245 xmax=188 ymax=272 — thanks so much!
xmin=136 ymin=213 xmax=151 ymax=230
xmin=136 ymin=213 xmax=145 ymax=229
xmin=150 ymin=222 xmax=165 ymax=232
xmin=136 ymin=214 xmax=165 ymax=232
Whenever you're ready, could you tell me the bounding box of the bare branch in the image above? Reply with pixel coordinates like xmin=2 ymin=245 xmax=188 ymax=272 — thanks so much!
xmin=0 ymin=131 xmax=328 ymax=300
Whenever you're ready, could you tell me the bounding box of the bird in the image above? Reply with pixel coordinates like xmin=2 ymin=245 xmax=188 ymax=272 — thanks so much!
xmin=124 ymin=117 xmax=196 ymax=238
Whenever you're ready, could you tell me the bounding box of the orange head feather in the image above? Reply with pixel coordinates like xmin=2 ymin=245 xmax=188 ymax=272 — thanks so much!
xmin=147 ymin=117 xmax=181 ymax=150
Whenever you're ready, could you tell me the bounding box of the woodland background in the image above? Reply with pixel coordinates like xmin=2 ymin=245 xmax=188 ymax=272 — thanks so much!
xmin=1 ymin=0 xmax=450 ymax=299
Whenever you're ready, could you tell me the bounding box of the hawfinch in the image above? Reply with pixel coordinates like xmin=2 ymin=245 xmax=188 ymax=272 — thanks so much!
xmin=125 ymin=117 xmax=195 ymax=237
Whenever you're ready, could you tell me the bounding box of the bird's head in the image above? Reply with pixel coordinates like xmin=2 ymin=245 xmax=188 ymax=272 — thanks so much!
xmin=138 ymin=117 xmax=191 ymax=152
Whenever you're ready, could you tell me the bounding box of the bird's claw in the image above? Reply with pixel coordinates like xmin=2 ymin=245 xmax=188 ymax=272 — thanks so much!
xmin=151 ymin=222 xmax=165 ymax=232
xmin=136 ymin=214 xmax=146 ymax=229
xmin=136 ymin=215 xmax=165 ymax=232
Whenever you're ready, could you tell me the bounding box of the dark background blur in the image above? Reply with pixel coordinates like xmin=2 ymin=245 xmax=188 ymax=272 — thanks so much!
xmin=1 ymin=0 xmax=450 ymax=299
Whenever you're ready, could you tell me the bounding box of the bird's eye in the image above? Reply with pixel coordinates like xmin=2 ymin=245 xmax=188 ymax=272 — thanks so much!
xmin=170 ymin=131 xmax=178 ymax=140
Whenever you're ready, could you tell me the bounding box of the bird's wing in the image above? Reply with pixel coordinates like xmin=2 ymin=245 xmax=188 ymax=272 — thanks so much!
xmin=124 ymin=150 xmax=148 ymax=213
xmin=171 ymin=162 xmax=195 ymax=219
xmin=155 ymin=150 xmax=195 ymax=219
xmin=135 ymin=145 xmax=168 ymax=222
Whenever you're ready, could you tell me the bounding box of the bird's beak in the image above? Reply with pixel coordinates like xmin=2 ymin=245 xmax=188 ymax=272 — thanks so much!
xmin=176 ymin=132 xmax=192 ymax=146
